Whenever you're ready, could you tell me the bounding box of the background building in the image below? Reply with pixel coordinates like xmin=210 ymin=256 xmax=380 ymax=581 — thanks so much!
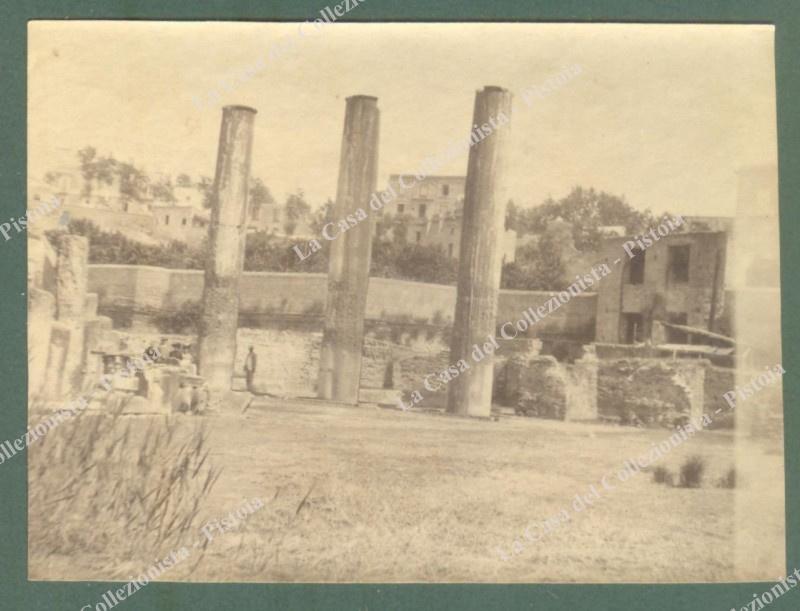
xmin=382 ymin=174 xmax=516 ymax=262
xmin=595 ymin=230 xmax=728 ymax=344
xmin=30 ymin=149 xmax=314 ymax=244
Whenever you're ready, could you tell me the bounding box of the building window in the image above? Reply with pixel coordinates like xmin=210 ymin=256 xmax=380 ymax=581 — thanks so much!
xmin=181 ymin=218 xmax=187 ymax=226
xmin=164 ymin=215 xmax=170 ymax=225
xmin=442 ymin=184 xmax=449 ymax=196
xmin=397 ymin=204 xmax=405 ymax=214
xmin=450 ymin=227 xmax=455 ymax=235
xmin=418 ymin=204 xmax=427 ymax=218
xmin=622 ymin=313 xmax=644 ymax=344
xmin=626 ymin=247 xmax=645 ymax=284
xmin=415 ymin=231 xmax=421 ymax=243
xmin=250 ymin=205 xmax=260 ymax=221
xmin=448 ymin=243 xmax=454 ymax=257
xmin=667 ymin=245 xmax=690 ymax=284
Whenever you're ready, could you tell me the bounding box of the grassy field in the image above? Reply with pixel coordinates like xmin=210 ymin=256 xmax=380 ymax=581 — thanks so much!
xmin=30 ymin=397 xmax=778 ymax=583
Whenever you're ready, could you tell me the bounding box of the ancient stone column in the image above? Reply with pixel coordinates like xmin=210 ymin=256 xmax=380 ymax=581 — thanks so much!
xmin=54 ymin=234 xmax=89 ymax=396
xmin=28 ymin=288 xmax=55 ymax=400
xmin=43 ymin=324 xmax=71 ymax=399
xmin=447 ymin=86 xmax=512 ymax=418
xmin=318 ymin=95 xmax=380 ymax=403
xmin=55 ymin=235 xmax=88 ymax=323
xmin=197 ymin=105 xmax=257 ymax=392
xmin=731 ymin=165 xmax=785 ymax=580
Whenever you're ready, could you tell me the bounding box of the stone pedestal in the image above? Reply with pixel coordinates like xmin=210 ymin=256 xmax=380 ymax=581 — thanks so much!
xmin=677 ymin=361 xmax=706 ymax=429
xmin=507 ymin=355 xmax=567 ymax=419
xmin=565 ymin=348 xmax=599 ymax=421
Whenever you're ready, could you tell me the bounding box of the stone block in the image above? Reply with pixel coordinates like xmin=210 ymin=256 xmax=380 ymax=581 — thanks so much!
xmin=509 ymin=355 xmax=568 ymax=419
xmin=28 ymin=288 xmax=56 ymax=400
xmin=597 ymin=358 xmax=708 ymax=427
xmin=565 ymin=357 xmax=598 ymax=421
xmin=55 ymin=234 xmax=89 ymax=322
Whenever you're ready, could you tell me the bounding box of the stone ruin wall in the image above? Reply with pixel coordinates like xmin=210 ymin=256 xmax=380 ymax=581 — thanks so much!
xmin=34 ymin=246 xmax=742 ymax=427
xmin=28 ymin=234 xmax=214 ymax=415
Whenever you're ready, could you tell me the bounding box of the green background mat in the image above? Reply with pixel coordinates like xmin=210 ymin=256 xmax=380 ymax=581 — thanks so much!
xmin=0 ymin=1 xmax=797 ymax=609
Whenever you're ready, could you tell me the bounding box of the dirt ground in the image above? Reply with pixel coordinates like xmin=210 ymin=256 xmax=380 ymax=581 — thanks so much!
xmin=30 ymin=397 xmax=783 ymax=583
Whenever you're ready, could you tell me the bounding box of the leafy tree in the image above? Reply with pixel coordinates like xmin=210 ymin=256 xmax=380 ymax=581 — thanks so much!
xmin=284 ymin=190 xmax=311 ymax=236
xmin=500 ymin=187 xmax=667 ymax=290
xmin=505 ymin=186 xmax=659 ymax=251
xmin=504 ymin=199 xmax=518 ymax=231
xmin=395 ymin=243 xmax=458 ymax=284
xmin=310 ymin=198 xmax=335 ymax=235
xmin=374 ymin=211 xmax=393 ymax=240
xmin=247 ymin=178 xmax=275 ymax=227
xmin=370 ymin=238 xmax=458 ymax=285
xmin=77 ymin=146 xmax=115 ymax=199
xmin=500 ymin=261 xmax=529 ymax=290
xmin=77 ymin=146 xmax=98 ymax=184
xmin=150 ymin=178 xmax=176 ymax=202
xmin=247 ymin=177 xmax=275 ymax=223
xmin=373 ymin=212 xmax=412 ymax=245
xmin=249 ymin=178 xmax=275 ymax=208
xmin=196 ymin=176 xmax=214 ymax=209
xmin=53 ymin=217 xmax=461 ymax=285
xmin=391 ymin=214 xmax=411 ymax=244
xmin=244 ymin=230 xmax=329 ymax=273
xmin=76 ymin=147 xmax=156 ymax=207
xmin=501 ymin=232 xmax=568 ymax=291
xmin=116 ymin=161 xmax=149 ymax=205
xmin=176 ymin=173 xmax=192 ymax=187
xmin=50 ymin=219 xmax=207 ymax=269
xmin=528 ymin=231 xmax=567 ymax=289
xmin=197 ymin=176 xmax=275 ymax=215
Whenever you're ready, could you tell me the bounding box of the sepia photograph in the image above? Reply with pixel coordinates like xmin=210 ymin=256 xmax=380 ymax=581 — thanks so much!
xmin=23 ymin=17 xmax=787 ymax=593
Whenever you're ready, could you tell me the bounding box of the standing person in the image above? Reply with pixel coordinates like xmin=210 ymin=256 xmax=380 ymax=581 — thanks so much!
xmin=244 ymin=346 xmax=257 ymax=393
xmin=190 ymin=385 xmax=203 ymax=414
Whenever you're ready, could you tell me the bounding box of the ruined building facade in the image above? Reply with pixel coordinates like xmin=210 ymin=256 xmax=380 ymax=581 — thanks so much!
xmin=595 ymin=230 xmax=728 ymax=344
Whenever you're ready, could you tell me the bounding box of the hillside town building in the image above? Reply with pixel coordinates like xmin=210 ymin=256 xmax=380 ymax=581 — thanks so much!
xmin=380 ymin=174 xmax=517 ymax=263
xmin=28 ymin=150 xmax=312 ymax=244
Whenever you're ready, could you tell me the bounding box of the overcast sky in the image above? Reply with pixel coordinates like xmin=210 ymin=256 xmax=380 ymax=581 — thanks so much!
xmin=28 ymin=21 xmax=776 ymax=216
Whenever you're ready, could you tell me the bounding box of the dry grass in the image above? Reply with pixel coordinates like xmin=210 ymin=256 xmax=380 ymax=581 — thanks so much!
xmin=29 ymin=398 xmax=784 ymax=583
xmin=29 ymin=401 xmax=220 ymax=580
